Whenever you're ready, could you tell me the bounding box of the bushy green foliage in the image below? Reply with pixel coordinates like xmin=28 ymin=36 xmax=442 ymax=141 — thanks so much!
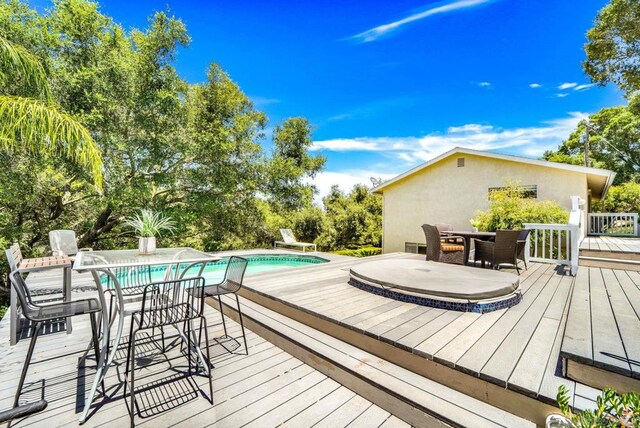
xmin=471 ymin=182 xmax=569 ymax=231
xmin=333 ymin=247 xmax=381 ymax=257
xmin=557 ymin=384 xmax=639 ymax=427
xmin=593 ymin=182 xmax=640 ymax=213
xmin=317 ymin=184 xmax=382 ymax=251
xmin=543 ymin=106 xmax=640 ymax=184
xmin=0 ymin=0 xmax=327 ymax=260
xmin=583 ymin=0 xmax=640 ymax=96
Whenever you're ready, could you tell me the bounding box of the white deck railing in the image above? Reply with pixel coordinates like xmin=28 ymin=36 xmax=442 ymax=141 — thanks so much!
xmin=588 ymin=213 xmax=638 ymax=237
xmin=523 ymin=223 xmax=579 ymax=275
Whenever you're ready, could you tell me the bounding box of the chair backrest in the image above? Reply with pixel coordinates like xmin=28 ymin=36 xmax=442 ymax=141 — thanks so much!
xmin=9 ymin=271 xmax=37 ymax=319
xmin=279 ymin=229 xmax=297 ymax=244
xmin=220 ymin=256 xmax=248 ymax=293
xmin=517 ymin=228 xmax=533 ymax=241
xmin=494 ymin=230 xmax=522 ymax=262
xmin=434 ymin=223 xmax=453 ymax=233
xmin=103 ymin=265 xmax=153 ymax=293
xmin=5 ymin=243 xmax=23 ymax=271
xmin=139 ymin=277 xmax=206 ymax=327
xmin=421 ymin=224 xmax=441 ymax=262
xmin=49 ymin=230 xmax=79 ymax=257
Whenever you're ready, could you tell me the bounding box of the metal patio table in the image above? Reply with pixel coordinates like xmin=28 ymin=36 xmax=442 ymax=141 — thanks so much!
xmin=441 ymin=230 xmax=496 ymax=265
xmin=73 ymin=248 xmax=220 ymax=424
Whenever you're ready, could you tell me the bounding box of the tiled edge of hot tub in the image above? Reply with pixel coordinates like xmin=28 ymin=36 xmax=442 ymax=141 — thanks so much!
xmin=347 ymin=277 xmax=522 ymax=313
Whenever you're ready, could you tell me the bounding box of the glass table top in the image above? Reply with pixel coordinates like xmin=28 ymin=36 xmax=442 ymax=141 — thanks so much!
xmin=73 ymin=247 xmax=219 ymax=270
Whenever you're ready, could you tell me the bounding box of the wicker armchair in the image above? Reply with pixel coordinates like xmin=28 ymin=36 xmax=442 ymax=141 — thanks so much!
xmin=474 ymin=229 xmax=522 ymax=274
xmin=422 ymin=224 xmax=466 ymax=265
xmin=516 ymin=229 xmax=533 ymax=270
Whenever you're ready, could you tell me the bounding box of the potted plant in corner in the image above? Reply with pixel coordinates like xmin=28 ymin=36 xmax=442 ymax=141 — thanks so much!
xmin=124 ymin=209 xmax=176 ymax=255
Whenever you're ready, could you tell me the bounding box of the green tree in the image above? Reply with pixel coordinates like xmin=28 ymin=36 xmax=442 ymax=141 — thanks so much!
xmin=592 ymin=181 xmax=640 ymax=213
xmin=319 ymin=184 xmax=382 ymax=250
xmin=543 ymin=106 xmax=640 ymax=184
xmin=583 ymin=0 xmax=640 ymax=96
xmin=0 ymin=34 xmax=103 ymax=186
xmin=267 ymin=117 xmax=325 ymax=212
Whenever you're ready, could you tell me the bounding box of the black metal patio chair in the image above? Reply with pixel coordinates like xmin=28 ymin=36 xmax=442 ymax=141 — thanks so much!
xmin=8 ymin=271 xmax=101 ymax=409
xmin=194 ymin=256 xmax=249 ymax=354
xmin=124 ymin=276 xmax=213 ymax=427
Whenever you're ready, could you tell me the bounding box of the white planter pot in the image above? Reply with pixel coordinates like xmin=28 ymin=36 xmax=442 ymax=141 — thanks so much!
xmin=545 ymin=414 xmax=576 ymax=428
xmin=139 ymin=237 xmax=156 ymax=255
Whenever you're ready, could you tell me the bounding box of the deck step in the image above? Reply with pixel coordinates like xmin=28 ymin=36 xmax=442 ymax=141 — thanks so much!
xmin=578 ymin=256 xmax=640 ymax=271
xmin=560 ymin=267 xmax=640 ymax=392
xmin=214 ymin=295 xmax=535 ymax=428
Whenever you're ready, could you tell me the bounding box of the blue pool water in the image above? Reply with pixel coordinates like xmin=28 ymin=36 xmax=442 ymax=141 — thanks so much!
xmin=102 ymin=254 xmax=328 ymax=285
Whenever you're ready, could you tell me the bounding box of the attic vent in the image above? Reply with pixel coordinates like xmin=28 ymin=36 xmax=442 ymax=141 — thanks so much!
xmin=457 ymin=157 xmax=465 ymax=167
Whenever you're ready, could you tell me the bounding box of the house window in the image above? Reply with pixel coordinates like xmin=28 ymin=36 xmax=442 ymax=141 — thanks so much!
xmin=457 ymin=157 xmax=465 ymax=167
xmin=488 ymin=184 xmax=537 ymax=198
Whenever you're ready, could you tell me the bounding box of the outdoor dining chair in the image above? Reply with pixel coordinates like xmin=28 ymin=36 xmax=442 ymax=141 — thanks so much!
xmin=474 ymin=229 xmax=522 ymax=274
xmin=124 ymin=276 xmax=213 ymax=426
xmin=8 ymin=271 xmax=102 ymax=409
xmin=422 ymin=224 xmax=466 ymax=265
xmin=516 ymin=229 xmax=533 ymax=270
xmin=48 ymin=229 xmax=92 ymax=259
xmin=196 ymin=256 xmax=249 ymax=354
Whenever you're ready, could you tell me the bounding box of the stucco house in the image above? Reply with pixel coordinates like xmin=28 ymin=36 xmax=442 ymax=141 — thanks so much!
xmin=371 ymin=147 xmax=616 ymax=254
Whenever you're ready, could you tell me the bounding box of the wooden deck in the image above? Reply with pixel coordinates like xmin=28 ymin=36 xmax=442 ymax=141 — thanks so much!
xmin=561 ymin=267 xmax=640 ymax=391
xmin=233 ymin=252 xmax=631 ymax=426
xmin=580 ymin=236 xmax=640 ymax=254
xmin=0 ymin=271 xmax=407 ymax=428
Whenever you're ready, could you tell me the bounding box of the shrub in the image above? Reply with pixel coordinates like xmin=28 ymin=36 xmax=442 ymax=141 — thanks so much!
xmin=557 ymin=384 xmax=639 ymax=427
xmin=333 ymin=247 xmax=382 ymax=257
xmin=592 ymin=182 xmax=640 ymax=214
xmin=471 ymin=182 xmax=569 ymax=231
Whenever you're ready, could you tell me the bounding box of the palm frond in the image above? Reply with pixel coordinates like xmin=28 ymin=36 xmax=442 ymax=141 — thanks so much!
xmin=0 ymin=96 xmax=103 ymax=187
xmin=0 ymin=36 xmax=51 ymax=99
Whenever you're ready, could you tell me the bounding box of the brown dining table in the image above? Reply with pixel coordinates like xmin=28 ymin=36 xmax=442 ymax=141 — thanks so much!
xmin=441 ymin=230 xmax=496 ymax=265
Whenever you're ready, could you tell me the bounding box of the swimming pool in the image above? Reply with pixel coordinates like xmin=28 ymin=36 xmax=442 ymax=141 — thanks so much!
xmin=101 ymin=253 xmax=329 ymax=285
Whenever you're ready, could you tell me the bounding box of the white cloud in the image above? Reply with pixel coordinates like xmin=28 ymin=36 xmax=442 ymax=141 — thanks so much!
xmin=312 ymin=112 xmax=587 ymax=162
xmin=350 ymin=0 xmax=491 ymax=43
xmin=306 ymin=170 xmax=396 ymax=203
xmin=251 ymin=96 xmax=279 ymax=107
xmin=529 ymin=83 xmax=541 ymax=88
xmin=556 ymin=93 xmax=569 ymax=98
xmin=447 ymin=124 xmax=493 ymax=133
xmin=574 ymin=83 xmax=596 ymax=91
xmin=557 ymin=82 xmax=577 ymax=90
xmin=478 ymin=81 xmax=491 ymax=87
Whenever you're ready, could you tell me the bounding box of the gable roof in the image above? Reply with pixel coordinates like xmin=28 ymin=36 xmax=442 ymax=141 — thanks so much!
xmin=371 ymin=147 xmax=616 ymax=198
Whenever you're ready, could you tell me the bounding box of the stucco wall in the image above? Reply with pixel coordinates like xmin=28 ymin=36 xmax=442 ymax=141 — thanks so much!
xmin=380 ymin=154 xmax=588 ymax=253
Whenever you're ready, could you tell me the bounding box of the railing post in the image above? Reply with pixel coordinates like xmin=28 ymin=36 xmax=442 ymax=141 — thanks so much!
xmin=569 ymin=224 xmax=579 ymax=275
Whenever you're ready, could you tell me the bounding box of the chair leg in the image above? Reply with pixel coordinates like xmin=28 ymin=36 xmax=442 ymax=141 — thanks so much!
xmin=14 ymin=322 xmax=43 ymax=408
xmin=187 ymin=319 xmax=192 ymax=374
xmin=125 ymin=318 xmax=136 ymax=377
xmin=89 ymin=313 xmax=106 ymax=395
xmin=129 ymin=329 xmax=137 ymax=428
xmin=235 ymin=294 xmax=248 ymax=355
xmin=200 ymin=316 xmax=214 ymax=404
xmin=217 ymin=295 xmax=228 ymax=338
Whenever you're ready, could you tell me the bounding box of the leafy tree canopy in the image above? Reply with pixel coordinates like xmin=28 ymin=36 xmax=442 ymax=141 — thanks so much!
xmin=543 ymin=106 xmax=640 ymax=184
xmin=583 ymin=0 xmax=640 ymax=97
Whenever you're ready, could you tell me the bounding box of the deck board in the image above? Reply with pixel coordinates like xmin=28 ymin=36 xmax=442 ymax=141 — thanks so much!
xmin=589 ymin=267 xmax=631 ymax=376
xmin=0 ymin=272 xmax=398 ymax=428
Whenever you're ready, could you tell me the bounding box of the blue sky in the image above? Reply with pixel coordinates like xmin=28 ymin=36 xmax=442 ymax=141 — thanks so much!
xmin=35 ymin=0 xmax=624 ymax=197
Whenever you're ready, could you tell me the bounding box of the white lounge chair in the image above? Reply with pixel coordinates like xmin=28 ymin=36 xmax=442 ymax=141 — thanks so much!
xmin=274 ymin=229 xmax=317 ymax=253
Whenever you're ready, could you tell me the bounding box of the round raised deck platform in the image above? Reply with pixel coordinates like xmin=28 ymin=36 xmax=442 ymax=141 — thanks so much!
xmin=349 ymin=260 xmax=521 ymax=313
